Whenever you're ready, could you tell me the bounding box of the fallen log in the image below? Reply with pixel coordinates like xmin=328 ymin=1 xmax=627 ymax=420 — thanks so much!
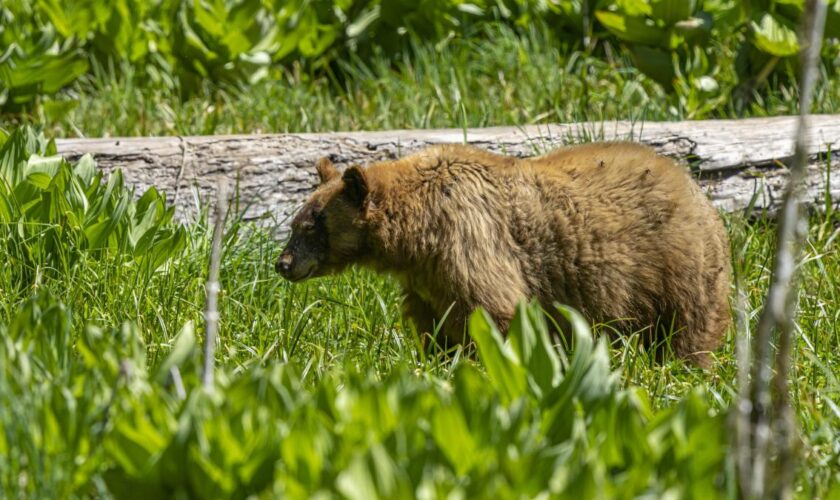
xmin=56 ymin=115 xmax=840 ymax=232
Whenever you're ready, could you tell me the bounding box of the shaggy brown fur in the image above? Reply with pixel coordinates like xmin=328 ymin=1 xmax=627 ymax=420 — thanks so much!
xmin=276 ymin=143 xmax=731 ymax=367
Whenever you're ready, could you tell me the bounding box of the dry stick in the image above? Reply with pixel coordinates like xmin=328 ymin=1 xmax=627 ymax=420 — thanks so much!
xmin=774 ymin=2 xmax=828 ymax=497
xmin=203 ymin=179 xmax=229 ymax=390
xmin=748 ymin=1 xmax=828 ymax=498
xmin=734 ymin=271 xmax=753 ymax=496
xmin=172 ymin=135 xmax=188 ymax=207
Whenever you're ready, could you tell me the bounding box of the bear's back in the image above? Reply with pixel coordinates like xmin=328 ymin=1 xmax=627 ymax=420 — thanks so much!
xmin=523 ymin=142 xmax=729 ymax=360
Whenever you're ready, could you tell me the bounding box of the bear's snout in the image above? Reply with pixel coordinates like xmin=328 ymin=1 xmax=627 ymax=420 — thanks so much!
xmin=275 ymin=253 xmax=294 ymax=276
xmin=275 ymin=251 xmax=318 ymax=282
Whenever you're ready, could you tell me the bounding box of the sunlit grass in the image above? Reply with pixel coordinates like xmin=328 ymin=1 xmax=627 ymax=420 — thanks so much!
xmin=6 ymin=24 xmax=840 ymax=138
xmin=3 ymin=182 xmax=837 ymax=491
xmin=1 ymin=22 xmax=839 ymax=494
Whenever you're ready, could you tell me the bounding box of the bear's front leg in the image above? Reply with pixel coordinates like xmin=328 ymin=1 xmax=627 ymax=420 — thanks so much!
xmin=401 ymin=291 xmax=439 ymax=346
xmin=403 ymin=295 xmax=481 ymax=350
xmin=437 ymin=299 xmax=517 ymax=347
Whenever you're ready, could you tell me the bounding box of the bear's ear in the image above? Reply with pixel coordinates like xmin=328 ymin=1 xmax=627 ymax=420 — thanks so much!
xmin=315 ymin=157 xmax=339 ymax=184
xmin=342 ymin=165 xmax=369 ymax=207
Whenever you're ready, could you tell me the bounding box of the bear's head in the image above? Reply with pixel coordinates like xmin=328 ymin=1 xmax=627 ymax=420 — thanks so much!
xmin=275 ymin=157 xmax=371 ymax=282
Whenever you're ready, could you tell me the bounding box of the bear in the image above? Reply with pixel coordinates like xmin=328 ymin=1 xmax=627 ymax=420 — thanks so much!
xmin=275 ymin=142 xmax=731 ymax=367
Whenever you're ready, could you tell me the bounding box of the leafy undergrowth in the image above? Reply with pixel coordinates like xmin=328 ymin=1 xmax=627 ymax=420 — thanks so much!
xmin=10 ymin=22 xmax=840 ymax=139
xmin=2 ymin=295 xmax=727 ymax=498
xmin=0 ymin=126 xmax=838 ymax=497
xmin=4 ymin=0 xmax=840 ymax=123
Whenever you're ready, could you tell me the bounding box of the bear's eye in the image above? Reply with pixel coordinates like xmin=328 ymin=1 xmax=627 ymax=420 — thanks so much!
xmin=301 ymin=220 xmax=315 ymax=233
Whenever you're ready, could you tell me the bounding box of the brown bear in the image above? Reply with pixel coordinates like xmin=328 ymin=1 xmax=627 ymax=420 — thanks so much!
xmin=275 ymin=142 xmax=731 ymax=367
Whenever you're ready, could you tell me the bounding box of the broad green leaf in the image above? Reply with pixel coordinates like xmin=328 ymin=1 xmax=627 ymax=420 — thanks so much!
xmin=85 ymin=187 xmax=131 ymax=250
xmin=44 ymin=138 xmax=57 ymax=157
xmin=617 ymin=0 xmax=653 ymax=17
xmin=72 ymin=154 xmax=96 ymax=185
xmin=155 ymin=321 xmax=197 ymax=384
xmin=24 ymin=154 xmax=62 ymax=179
xmin=0 ymin=196 xmax=13 ymax=222
xmin=140 ymin=230 xmax=187 ymax=271
xmin=64 ymin=172 xmax=90 ymax=215
xmin=750 ymin=13 xmax=799 ymax=57
xmin=129 ymin=192 xmax=164 ymax=251
xmin=468 ymin=308 xmax=527 ymax=403
xmin=85 ymin=169 xmax=124 ymax=225
xmin=35 ymin=0 xmax=97 ymax=38
xmin=630 ymin=45 xmax=675 ymax=87
xmin=192 ymin=1 xmax=225 ymax=40
xmin=107 ymin=418 xmax=168 ymax=477
xmin=508 ymin=301 xmax=561 ymax=397
xmin=432 ymin=402 xmax=481 ymax=475
xmin=189 ymin=444 xmax=235 ymax=495
xmin=595 ymin=11 xmax=664 ymax=46
xmin=1 ymin=49 xmax=88 ymax=95
xmin=0 ymin=126 xmax=39 ymax=184
xmin=651 ymin=0 xmax=696 ymax=24
xmin=23 ymin=172 xmax=52 ymax=190
xmin=336 ymin=454 xmax=378 ymax=500
xmin=540 ymin=303 xmax=617 ymax=443
xmin=42 ymin=98 xmax=80 ymax=123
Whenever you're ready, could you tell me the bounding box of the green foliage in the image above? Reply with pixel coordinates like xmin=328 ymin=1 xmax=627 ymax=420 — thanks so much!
xmin=2 ymin=0 xmax=839 ymax=114
xmin=0 ymin=124 xmax=731 ymax=497
xmin=24 ymin=21 xmax=840 ymax=138
xmin=0 ymin=0 xmax=90 ymax=113
xmin=593 ymin=0 xmax=840 ymax=114
xmin=0 ymin=126 xmax=186 ymax=289
xmin=0 ymin=290 xmax=730 ymax=497
xmin=0 ymin=0 xmax=517 ymax=108
xmin=0 ymin=293 xmax=147 ymax=497
xmin=595 ymin=0 xmax=713 ymax=89
xmin=0 ymin=125 xmax=838 ymax=495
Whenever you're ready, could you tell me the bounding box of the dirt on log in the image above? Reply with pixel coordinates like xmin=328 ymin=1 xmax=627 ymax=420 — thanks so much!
xmin=56 ymin=115 xmax=840 ymax=233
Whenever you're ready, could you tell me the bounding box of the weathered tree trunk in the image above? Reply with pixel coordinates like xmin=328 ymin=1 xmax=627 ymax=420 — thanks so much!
xmin=56 ymin=116 xmax=840 ymax=232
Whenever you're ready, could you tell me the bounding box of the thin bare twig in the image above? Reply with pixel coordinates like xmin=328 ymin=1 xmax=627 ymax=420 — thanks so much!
xmin=173 ymin=135 xmax=188 ymax=207
xmin=745 ymin=1 xmax=827 ymax=498
xmin=773 ymin=2 xmax=827 ymax=497
xmin=203 ymin=179 xmax=229 ymax=390
xmin=734 ymin=270 xmax=753 ymax=494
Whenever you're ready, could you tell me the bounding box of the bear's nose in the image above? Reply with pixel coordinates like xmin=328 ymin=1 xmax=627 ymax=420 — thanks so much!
xmin=275 ymin=253 xmax=293 ymax=275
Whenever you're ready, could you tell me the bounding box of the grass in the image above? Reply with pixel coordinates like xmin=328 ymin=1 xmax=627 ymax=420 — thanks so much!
xmin=1 ymin=22 xmax=839 ymax=496
xmin=4 ymin=23 xmax=840 ymax=138
xmin=2 ymin=185 xmax=838 ymax=493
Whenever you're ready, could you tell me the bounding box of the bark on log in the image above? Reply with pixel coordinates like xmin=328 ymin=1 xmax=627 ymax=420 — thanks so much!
xmin=55 ymin=115 xmax=840 ymax=233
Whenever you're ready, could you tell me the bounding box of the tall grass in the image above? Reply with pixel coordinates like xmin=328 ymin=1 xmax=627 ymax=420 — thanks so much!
xmin=2 ymin=170 xmax=838 ymax=492
xmin=9 ymin=24 xmax=840 ymax=138
xmin=1 ymin=20 xmax=839 ymax=496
